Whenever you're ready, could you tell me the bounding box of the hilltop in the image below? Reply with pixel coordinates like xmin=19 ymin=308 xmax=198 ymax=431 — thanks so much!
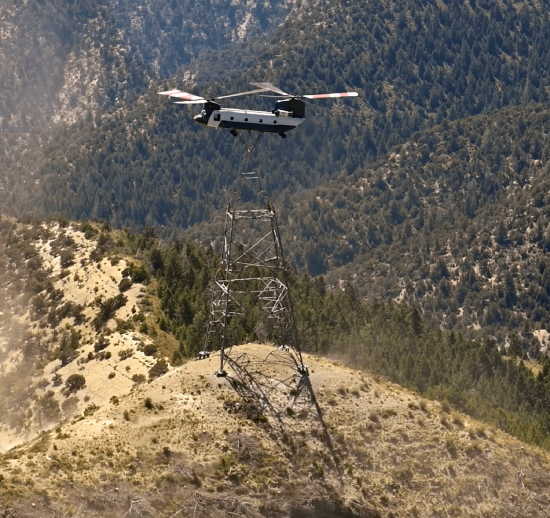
xmin=2 ymin=342 xmax=550 ymax=517
xmin=1 ymin=218 xmax=550 ymax=516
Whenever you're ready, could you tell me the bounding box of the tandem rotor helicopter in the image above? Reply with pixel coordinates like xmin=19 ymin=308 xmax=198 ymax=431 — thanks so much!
xmin=159 ymin=82 xmax=358 ymax=152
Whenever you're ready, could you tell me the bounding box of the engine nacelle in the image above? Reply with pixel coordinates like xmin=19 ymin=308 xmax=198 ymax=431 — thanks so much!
xmin=274 ymin=98 xmax=306 ymax=119
xmin=273 ymin=109 xmax=293 ymax=118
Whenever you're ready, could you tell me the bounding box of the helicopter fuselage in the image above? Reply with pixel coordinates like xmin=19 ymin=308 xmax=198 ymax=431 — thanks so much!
xmin=193 ymin=99 xmax=306 ymax=134
xmin=194 ymin=108 xmax=305 ymax=133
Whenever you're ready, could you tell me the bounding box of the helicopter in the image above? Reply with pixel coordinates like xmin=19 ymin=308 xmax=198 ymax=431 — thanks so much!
xmin=159 ymin=82 xmax=358 ymax=140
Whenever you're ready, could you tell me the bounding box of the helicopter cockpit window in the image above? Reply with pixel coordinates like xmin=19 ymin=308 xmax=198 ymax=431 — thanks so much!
xmin=200 ymin=110 xmax=207 ymax=117
xmin=214 ymin=113 xmax=220 ymax=121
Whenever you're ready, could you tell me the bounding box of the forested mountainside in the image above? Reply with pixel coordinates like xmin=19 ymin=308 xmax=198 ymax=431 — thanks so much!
xmin=2 ymin=0 xmax=550 ymax=347
xmin=2 ymin=0 xmax=550 ymax=227
xmin=277 ymin=103 xmax=550 ymax=346
xmin=176 ymin=101 xmax=550 ymax=346
xmin=0 ymin=0 xmax=298 ymax=132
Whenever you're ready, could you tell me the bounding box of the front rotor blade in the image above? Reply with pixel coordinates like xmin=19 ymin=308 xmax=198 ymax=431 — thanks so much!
xmin=303 ymin=92 xmax=359 ymax=99
xmin=174 ymin=100 xmax=207 ymax=104
xmin=251 ymin=82 xmax=289 ymax=96
xmin=159 ymin=89 xmax=205 ymax=101
xmin=216 ymin=88 xmax=270 ymax=100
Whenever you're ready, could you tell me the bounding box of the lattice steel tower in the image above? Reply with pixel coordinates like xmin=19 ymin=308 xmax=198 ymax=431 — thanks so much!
xmin=202 ymin=173 xmax=307 ymax=377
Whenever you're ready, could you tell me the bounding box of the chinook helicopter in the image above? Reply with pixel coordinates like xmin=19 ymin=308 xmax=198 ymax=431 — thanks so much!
xmin=159 ymin=82 xmax=358 ymax=141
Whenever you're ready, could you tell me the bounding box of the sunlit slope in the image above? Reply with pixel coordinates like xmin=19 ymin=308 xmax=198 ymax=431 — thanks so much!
xmin=0 ymin=217 xmax=175 ymax=452
xmin=1 ymin=343 xmax=550 ymax=517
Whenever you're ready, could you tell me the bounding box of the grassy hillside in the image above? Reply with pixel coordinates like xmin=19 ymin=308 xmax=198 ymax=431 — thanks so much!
xmin=0 ymin=217 xmax=176 ymax=451
xmin=4 ymin=217 xmax=550 ymax=451
xmin=2 ymin=343 xmax=550 ymax=517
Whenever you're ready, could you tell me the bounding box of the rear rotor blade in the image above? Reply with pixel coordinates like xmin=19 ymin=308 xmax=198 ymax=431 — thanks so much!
xmin=303 ymin=92 xmax=359 ymax=99
xmin=251 ymin=82 xmax=289 ymax=96
xmin=159 ymin=89 xmax=184 ymax=96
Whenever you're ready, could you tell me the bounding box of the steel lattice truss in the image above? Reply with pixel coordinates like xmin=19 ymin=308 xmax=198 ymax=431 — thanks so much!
xmin=203 ymin=192 xmax=306 ymax=376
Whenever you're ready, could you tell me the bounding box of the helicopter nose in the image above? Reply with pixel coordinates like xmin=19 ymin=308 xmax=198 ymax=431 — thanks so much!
xmin=194 ymin=114 xmax=207 ymax=126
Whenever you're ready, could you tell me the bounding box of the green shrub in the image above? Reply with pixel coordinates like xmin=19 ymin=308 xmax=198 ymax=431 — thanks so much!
xmin=115 ymin=319 xmax=133 ymax=332
xmin=118 ymin=348 xmax=133 ymax=361
xmin=130 ymin=263 xmax=149 ymax=284
xmin=38 ymin=391 xmax=61 ymax=422
xmin=118 ymin=278 xmax=132 ymax=292
xmin=143 ymin=344 xmax=157 ymax=356
xmin=148 ymin=359 xmax=169 ymax=379
xmin=94 ymin=336 xmax=109 ymax=352
xmin=59 ymin=250 xmax=75 ymax=268
xmin=84 ymin=404 xmax=99 ymax=416
xmin=92 ymin=294 xmax=128 ymax=330
xmin=64 ymin=374 xmax=86 ymax=395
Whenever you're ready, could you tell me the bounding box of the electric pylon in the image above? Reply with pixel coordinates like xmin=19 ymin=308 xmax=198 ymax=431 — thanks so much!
xmin=202 ymin=173 xmax=307 ymax=378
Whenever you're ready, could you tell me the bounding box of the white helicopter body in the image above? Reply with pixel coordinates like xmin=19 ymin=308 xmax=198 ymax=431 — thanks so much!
xmin=194 ymin=101 xmax=305 ymax=135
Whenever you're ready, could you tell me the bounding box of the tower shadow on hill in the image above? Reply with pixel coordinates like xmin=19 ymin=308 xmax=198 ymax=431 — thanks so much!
xmin=221 ymin=347 xmax=342 ymax=480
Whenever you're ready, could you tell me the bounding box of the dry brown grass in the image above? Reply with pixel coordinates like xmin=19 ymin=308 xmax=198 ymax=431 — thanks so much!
xmin=1 ymin=343 xmax=550 ymax=516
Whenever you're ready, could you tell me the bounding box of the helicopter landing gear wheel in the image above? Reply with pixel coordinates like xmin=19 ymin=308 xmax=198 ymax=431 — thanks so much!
xmin=279 ymin=132 xmax=286 ymax=139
